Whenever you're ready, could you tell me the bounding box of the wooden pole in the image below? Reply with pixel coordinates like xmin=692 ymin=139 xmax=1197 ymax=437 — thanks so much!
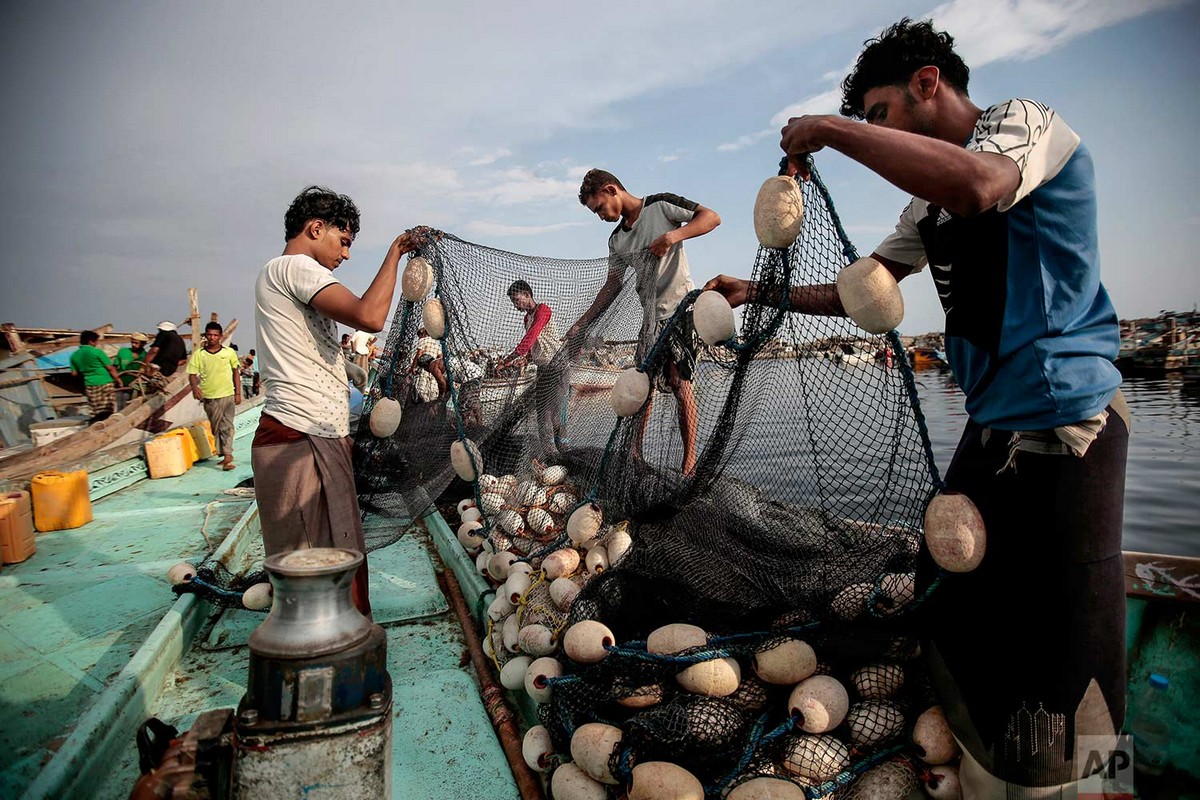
xmin=188 ymin=289 xmax=201 ymax=351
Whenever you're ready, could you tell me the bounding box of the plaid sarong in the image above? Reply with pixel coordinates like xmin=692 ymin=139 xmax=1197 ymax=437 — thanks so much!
xmin=84 ymin=382 xmax=116 ymax=416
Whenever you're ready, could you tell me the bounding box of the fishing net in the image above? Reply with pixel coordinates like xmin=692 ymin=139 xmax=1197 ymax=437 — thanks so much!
xmin=349 ymin=164 xmax=951 ymax=797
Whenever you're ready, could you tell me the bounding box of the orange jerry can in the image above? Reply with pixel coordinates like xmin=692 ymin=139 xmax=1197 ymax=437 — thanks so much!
xmin=1 ymin=490 xmax=37 ymax=563
xmin=187 ymin=420 xmax=217 ymax=460
xmin=31 ymin=470 xmax=94 ymax=532
xmin=162 ymin=428 xmax=198 ymax=467
xmin=145 ymin=435 xmax=189 ymax=479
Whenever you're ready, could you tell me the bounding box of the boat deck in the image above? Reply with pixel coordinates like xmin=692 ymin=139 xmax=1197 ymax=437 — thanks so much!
xmin=0 ymin=409 xmax=520 ymax=800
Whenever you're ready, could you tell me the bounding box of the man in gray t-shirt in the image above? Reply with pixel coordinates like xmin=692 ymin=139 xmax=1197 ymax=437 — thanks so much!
xmin=574 ymin=169 xmax=721 ymax=475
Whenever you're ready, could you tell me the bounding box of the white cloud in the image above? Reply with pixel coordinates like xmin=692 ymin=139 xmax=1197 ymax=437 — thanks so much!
xmin=659 ymin=154 xmax=680 ymax=163
xmin=463 ymin=220 xmax=587 ymax=237
xmin=717 ymin=129 xmax=775 ymax=153
xmin=461 ymin=147 xmax=513 ymax=167
xmin=723 ymin=0 xmax=1182 ymax=150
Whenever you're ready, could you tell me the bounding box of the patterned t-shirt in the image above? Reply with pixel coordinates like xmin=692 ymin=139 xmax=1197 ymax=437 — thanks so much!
xmin=608 ymin=193 xmax=699 ymax=321
xmin=254 ymin=254 xmax=350 ymax=438
xmin=874 ymin=99 xmax=1121 ymax=429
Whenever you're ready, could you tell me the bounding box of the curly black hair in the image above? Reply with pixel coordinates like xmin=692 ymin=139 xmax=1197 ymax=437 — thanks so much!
xmin=577 ymin=169 xmax=625 ymax=205
xmin=840 ymin=18 xmax=969 ymax=119
xmin=284 ymin=185 xmax=361 ymax=241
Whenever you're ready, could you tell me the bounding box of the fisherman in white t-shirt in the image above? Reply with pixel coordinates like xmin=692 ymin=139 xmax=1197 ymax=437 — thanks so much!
xmin=252 ymin=185 xmax=431 ymax=617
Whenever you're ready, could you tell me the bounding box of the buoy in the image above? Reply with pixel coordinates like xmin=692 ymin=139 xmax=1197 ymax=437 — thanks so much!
xmin=479 ymin=492 xmax=505 ymax=515
xmin=628 ymin=761 xmax=704 ymax=800
xmin=242 ymin=582 xmax=273 ymax=610
xmin=677 ymin=657 xmax=741 ymax=697
xmin=479 ymin=473 xmax=500 ymax=493
xmin=502 ymin=614 xmax=521 ymax=653
xmin=486 ymin=593 xmax=514 ymax=622
xmin=913 ymin=706 xmax=960 ymax=765
xmin=521 ymin=724 xmax=554 ymax=773
xmin=924 ymin=492 xmax=987 ymax=572
xmin=780 ymin=735 xmax=849 ymax=783
xmin=693 ymin=291 xmax=737 ymax=345
xmin=423 ymin=298 xmax=447 ymax=338
xmin=570 ymin=723 xmax=624 ymax=785
xmin=543 ymin=547 xmax=581 ymax=579
xmin=788 ymin=675 xmax=849 ymax=734
xmin=753 ymin=175 xmax=805 ymax=249
xmin=541 ymin=464 xmax=569 ymax=486
xmin=549 ymin=491 xmax=577 ymax=515
xmin=836 ymin=256 xmax=904 ymax=334
xmin=456 ymin=497 xmax=476 ymax=516
xmin=567 ymin=503 xmax=603 ymax=546
xmin=752 ymin=638 xmax=817 ymax=685
xmin=458 ymin=520 xmax=485 ymax=550
xmin=846 ymin=700 xmax=905 ymax=746
xmin=845 ymin=761 xmax=919 ymax=800
xmin=610 ymin=368 xmax=651 ymax=417
xmin=368 ymin=397 xmax=402 ymax=438
xmin=497 ymin=509 xmax=525 ymax=537
xmin=460 ymin=507 xmax=483 ymax=525
xmin=563 ymin=620 xmax=615 ymax=664
xmin=513 ymin=480 xmax=538 ymax=506
xmin=509 ymin=561 xmax=533 ymax=578
xmin=727 ymin=776 xmax=808 ymax=800
xmin=924 ymin=764 xmax=962 ymax=800
xmin=496 ymin=474 xmax=518 ymax=497
xmin=401 ymin=256 xmax=434 ymax=301
xmin=505 ymin=569 xmax=531 ymax=604
xmin=487 ymin=551 xmax=518 ymax=582
xmin=528 ymin=507 xmax=556 ymax=536
xmin=501 ymin=655 xmax=533 ymax=691
xmin=474 ymin=551 xmax=491 ymax=577
xmin=647 ymin=623 xmax=707 ymax=654
xmin=585 ymin=545 xmax=610 ymax=574
xmin=850 ymin=663 xmax=905 ymax=700
xmin=482 ymin=631 xmax=496 ymax=660
xmin=551 ymin=763 xmax=607 ymax=800
xmin=831 ymin=582 xmax=873 ymax=620
xmin=168 ymin=562 xmax=196 ymax=585
xmin=482 ymin=532 xmax=511 ymax=554
xmin=550 ymin=577 xmax=581 ymax=610
xmin=524 ymin=656 xmax=563 ymax=703
xmin=450 ymin=438 xmax=482 ymax=481
xmin=874 ymin=572 xmax=916 ymax=616
xmin=518 ymin=624 xmax=555 ymax=657
xmin=606 ymin=527 xmax=632 ymax=566
xmin=616 ymin=684 xmax=664 ymax=709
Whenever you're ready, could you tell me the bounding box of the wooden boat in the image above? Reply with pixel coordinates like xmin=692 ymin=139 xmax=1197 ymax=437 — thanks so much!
xmin=908 ymin=346 xmax=948 ymax=370
xmin=2 ymin=407 xmax=1196 ymax=798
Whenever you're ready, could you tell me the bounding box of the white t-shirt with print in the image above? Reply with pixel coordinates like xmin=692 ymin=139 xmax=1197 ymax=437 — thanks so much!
xmin=255 ymin=254 xmax=350 ymax=438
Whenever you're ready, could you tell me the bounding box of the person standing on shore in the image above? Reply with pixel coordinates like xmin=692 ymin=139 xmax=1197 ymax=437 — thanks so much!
xmin=704 ymin=19 xmax=1127 ymax=797
xmin=253 ymin=185 xmax=431 ymax=617
xmin=187 ymin=321 xmax=242 ymax=470
xmin=574 ymin=169 xmax=721 ymax=475
xmin=70 ymin=330 xmax=120 ymax=421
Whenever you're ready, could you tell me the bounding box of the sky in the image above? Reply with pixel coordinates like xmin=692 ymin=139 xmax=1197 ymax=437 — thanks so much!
xmin=1 ymin=0 xmax=1197 ymax=343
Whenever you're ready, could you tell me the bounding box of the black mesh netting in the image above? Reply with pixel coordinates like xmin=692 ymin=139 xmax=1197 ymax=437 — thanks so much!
xmin=351 ymin=166 xmax=948 ymax=797
xmin=192 ymin=165 xmax=951 ymax=796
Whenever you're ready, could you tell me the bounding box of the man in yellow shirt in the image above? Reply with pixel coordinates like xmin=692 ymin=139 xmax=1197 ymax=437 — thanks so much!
xmin=187 ymin=321 xmax=242 ymax=470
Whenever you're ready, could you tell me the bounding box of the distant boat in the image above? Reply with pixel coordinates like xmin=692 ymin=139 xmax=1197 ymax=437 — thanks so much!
xmin=909 ymin=346 xmax=947 ymax=370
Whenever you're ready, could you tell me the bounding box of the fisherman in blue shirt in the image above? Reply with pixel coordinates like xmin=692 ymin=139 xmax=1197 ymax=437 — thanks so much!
xmin=706 ymin=18 xmax=1128 ymax=798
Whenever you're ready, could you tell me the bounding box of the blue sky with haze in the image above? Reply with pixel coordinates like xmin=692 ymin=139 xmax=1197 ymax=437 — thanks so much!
xmin=1 ymin=0 xmax=1197 ymax=340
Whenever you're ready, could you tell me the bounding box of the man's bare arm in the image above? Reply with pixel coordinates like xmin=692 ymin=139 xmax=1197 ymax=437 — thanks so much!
xmin=311 ymin=229 xmax=431 ymax=332
xmin=702 ymin=253 xmax=912 ymax=314
xmin=782 ymin=116 xmax=1019 ymax=217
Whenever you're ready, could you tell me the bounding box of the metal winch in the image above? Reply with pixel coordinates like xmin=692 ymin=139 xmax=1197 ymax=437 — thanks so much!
xmin=235 ymin=548 xmax=392 ymax=797
xmin=131 ymin=547 xmax=392 ymax=799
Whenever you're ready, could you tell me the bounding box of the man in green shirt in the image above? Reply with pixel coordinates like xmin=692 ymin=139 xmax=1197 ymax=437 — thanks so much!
xmin=69 ymin=330 xmax=120 ymax=421
xmin=114 ymin=332 xmax=149 ymax=386
xmin=187 ymin=321 xmax=242 ymax=470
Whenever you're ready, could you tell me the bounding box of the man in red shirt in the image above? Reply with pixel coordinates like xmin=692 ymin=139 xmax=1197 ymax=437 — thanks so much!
xmin=499 ymin=280 xmax=565 ymax=458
